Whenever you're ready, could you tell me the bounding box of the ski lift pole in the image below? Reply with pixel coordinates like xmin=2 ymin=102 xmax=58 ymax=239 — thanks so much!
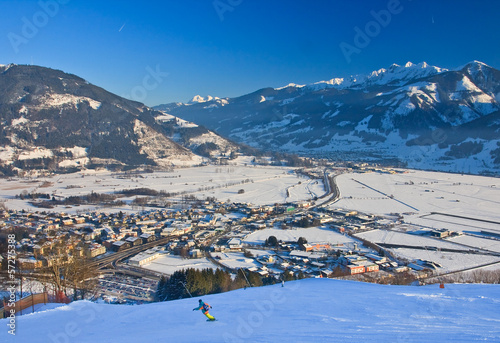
xmin=240 ymin=268 xmax=252 ymax=288
xmin=178 ymin=281 xmax=193 ymax=298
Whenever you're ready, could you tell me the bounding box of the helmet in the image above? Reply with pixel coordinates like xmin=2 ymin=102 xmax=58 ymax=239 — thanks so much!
xmin=199 ymin=299 xmax=203 ymax=303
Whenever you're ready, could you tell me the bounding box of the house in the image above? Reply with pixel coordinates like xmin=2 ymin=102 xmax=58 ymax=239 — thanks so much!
xmin=430 ymin=229 xmax=451 ymax=238
xmin=126 ymin=236 xmax=142 ymax=246
xmin=362 ymin=262 xmax=379 ymax=272
xmin=198 ymin=215 xmax=216 ymax=227
xmin=140 ymin=233 xmax=156 ymax=244
xmin=112 ymin=240 xmax=131 ymax=252
xmin=129 ymin=249 xmax=161 ymax=266
xmin=62 ymin=219 xmax=74 ymax=226
xmin=189 ymin=249 xmax=203 ymax=258
xmin=18 ymin=256 xmax=42 ymax=269
xmin=407 ymin=263 xmax=425 ymax=271
xmin=85 ymin=244 xmax=106 ymax=258
xmin=347 ymin=264 xmax=365 ymax=275
xmin=365 ymin=253 xmax=388 ymax=263
xmin=74 ymin=217 xmax=86 ymax=224
xmin=340 ymin=254 xmax=367 ymax=265
xmin=227 ymin=238 xmax=243 ymax=251
xmin=302 ymin=243 xmax=331 ymax=252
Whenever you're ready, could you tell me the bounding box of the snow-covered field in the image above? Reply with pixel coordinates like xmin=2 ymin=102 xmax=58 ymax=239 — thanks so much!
xmin=2 ymin=279 xmax=499 ymax=342
xmin=333 ymin=170 xmax=500 ymax=234
xmin=0 ymin=165 xmax=324 ymax=213
xmin=447 ymin=235 xmax=500 ymax=254
xmin=355 ymin=229 xmax=471 ymax=251
xmin=389 ymin=248 xmax=500 ymax=273
xmin=139 ymin=254 xmax=218 ymax=275
xmin=355 ymin=230 xmax=500 ymax=274
xmin=243 ymin=227 xmax=358 ymax=247
xmin=211 ymin=252 xmax=262 ymax=270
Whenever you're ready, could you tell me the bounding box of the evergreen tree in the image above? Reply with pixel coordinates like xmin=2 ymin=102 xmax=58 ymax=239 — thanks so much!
xmin=283 ymin=270 xmax=295 ymax=281
xmin=266 ymin=235 xmax=278 ymax=247
xmin=232 ymin=269 xmax=249 ymax=289
xmin=164 ymin=270 xmax=187 ymax=300
xmin=214 ymin=268 xmax=232 ymax=293
xmin=247 ymin=271 xmax=263 ymax=287
xmin=156 ymin=276 xmax=167 ymax=301
xmin=186 ymin=268 xmax=204 ymax=297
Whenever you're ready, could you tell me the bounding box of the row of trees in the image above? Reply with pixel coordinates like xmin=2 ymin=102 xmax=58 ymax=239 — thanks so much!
xmin=156 ymin=268 xmax=278 ymax=301
xmin=265 ymin=236 xmax=308 ymax=247
xmin=20 ymin=191 xmax=126 ymax=208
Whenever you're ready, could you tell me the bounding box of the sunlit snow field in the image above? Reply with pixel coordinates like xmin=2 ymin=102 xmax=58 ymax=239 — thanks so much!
xmin=0 ymin=165 xmax=325 ymax=213
xmin=333 ymin=170 xmax=500 ymax=234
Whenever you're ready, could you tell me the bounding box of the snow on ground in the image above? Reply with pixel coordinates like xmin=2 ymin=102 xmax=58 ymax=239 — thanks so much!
xmin=2 ymin=279 xmax=499 ymax=343
xmin=333 ymin=170 xmax=500 ymax=234
xmin=243 ymin=227 xmax=358 ymax=247
xmin=17 ymin=148 xmax=54 ymax=160
xmin=246 ymin=249 xmax=275 ymax=257
xmin=14 ymin=303 xmax=66 ymax=316
xmin=447 ymin=235 xmax=500 ymax=253
xmin=140 ymin=254 xmax=218 ymax=275
xmin=0 ymin=165 xmax=323 ymax=213
xmin=211 ymin=252 xmax=262 ymax=270
xmin=390 ymin=248 xmax=500 ymax=273
xmin=286 ymin=178 xmax=324 ymax=202
xmin=355 ymin=230 xmax=500 ymax=273
xmin=37 ymin=93 xmax=101 ymax=110
xmin=355 ymin=229 xmax=471 ymax=251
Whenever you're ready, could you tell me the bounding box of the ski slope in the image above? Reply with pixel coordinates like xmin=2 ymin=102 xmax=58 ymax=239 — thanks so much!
xmin=2 ymin=279 xmax=499 ymax=342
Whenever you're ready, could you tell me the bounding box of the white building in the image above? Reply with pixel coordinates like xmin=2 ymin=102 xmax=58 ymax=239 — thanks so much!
xmin=128 ymin=249 xmax=161 ymax=266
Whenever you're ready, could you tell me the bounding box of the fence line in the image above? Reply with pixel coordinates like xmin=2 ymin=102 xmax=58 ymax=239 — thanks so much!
xmin=1 ymin=292 xmax=63 ymax=318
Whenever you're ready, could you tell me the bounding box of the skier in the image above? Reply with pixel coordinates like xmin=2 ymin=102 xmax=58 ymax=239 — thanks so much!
xmin=193 ymin=299 xmax=216 ymax=321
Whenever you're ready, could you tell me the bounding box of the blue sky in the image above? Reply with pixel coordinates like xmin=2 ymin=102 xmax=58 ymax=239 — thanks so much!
xmin=1 ymin=0 xmax=499 ymax=106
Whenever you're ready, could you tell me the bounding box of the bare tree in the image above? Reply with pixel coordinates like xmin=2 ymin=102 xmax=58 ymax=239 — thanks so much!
xmin=35 ymin=239 xmax=98 ymax=300
xmin=66 ymin=254 xmax=98 ymax=300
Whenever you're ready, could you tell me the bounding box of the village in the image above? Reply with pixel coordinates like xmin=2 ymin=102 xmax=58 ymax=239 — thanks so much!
xmin=1 ymin=164 xmax=499 ymax=305
xmin=0 ymin=198 xmax=435 ymax=304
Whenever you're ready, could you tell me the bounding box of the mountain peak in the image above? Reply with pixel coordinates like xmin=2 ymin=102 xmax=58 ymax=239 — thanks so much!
xmin=0 ymin=64 xmax=207 ymax=173
xmin=166 ymin=60 xmax=500 ymax=175
xmin=188 ymin=95 xmax=219 ymax=104
xmin=295 ymin=61 xmax=447 ymax=91
xmin=459 ymin=60 xmax=492 ymax=72
xmin=274 ymin=83 xmax=306 ymax=90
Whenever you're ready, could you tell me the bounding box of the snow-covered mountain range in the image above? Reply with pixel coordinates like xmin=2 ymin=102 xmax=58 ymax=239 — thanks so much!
xmin=0 ymin=65 xmax=237 ymax=175
xmin=156 ymin=61 xmax=500 ymax=175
